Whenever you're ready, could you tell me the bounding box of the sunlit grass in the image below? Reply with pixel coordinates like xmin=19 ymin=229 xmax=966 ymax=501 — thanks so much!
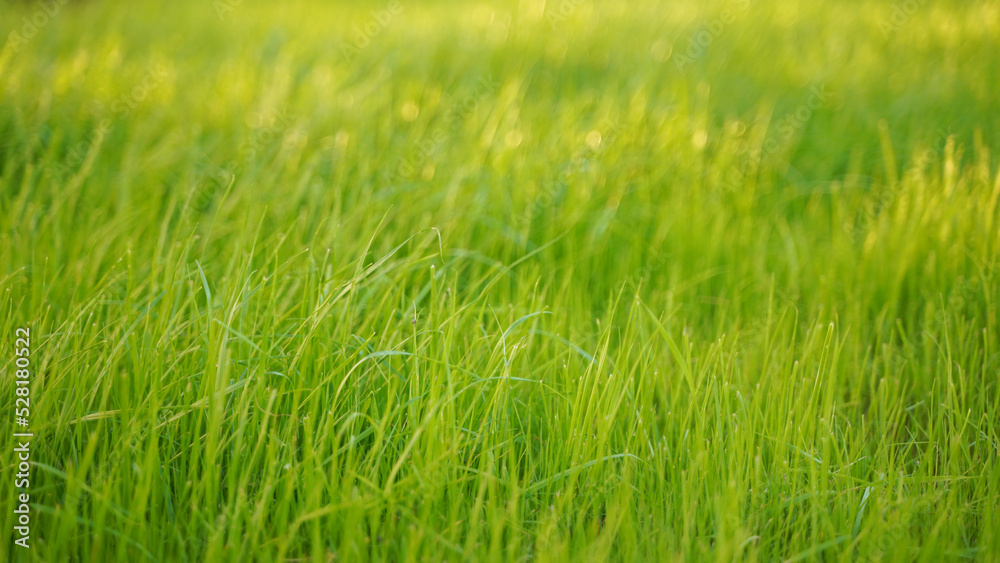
xmin=1 ymin=0 xmax=998 ymax=560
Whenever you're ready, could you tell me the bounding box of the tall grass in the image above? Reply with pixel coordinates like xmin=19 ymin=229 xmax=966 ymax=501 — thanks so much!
xmin=1 ymin=0 xmax=998 ymax=560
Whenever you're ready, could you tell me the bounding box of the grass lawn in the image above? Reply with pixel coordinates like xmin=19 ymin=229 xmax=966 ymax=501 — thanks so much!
xmin=1 ymin=0 xmax=999 ymax=560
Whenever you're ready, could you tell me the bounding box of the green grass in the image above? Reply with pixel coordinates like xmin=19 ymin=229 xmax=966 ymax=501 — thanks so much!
xmin=1 ymin=0 xmax=999 ymax=560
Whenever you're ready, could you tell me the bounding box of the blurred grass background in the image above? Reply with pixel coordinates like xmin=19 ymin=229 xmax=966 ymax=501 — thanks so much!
xmin=1 ymin=0 xmax=999 ymax=561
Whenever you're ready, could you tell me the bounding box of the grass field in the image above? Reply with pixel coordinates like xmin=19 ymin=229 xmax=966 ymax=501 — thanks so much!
xmin=1 ymin=0 xmax=999 ymax=560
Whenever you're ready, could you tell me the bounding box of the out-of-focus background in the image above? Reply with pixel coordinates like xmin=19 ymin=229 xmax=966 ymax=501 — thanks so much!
xmin=2 ymin=0 xmax=998 ymax=313
xmin=1 ymin=0 xmax=998 ymax=561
